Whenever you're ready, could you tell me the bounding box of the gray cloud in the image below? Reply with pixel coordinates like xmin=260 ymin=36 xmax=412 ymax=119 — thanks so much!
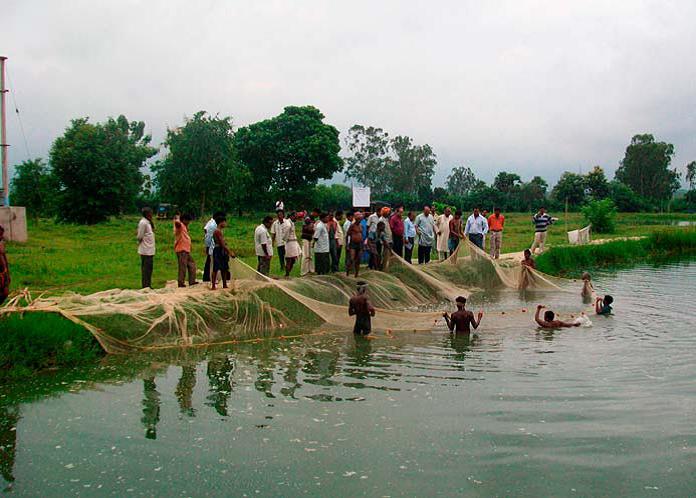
xmin=4 ymin=0 xmax=696 ymax=186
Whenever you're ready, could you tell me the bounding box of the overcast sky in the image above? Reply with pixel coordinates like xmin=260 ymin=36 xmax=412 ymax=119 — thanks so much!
xmin=4 ymin=0 xmax=696 ymax=187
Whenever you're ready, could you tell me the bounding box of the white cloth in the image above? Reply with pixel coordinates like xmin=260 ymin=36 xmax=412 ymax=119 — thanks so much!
xmin=204 ymin=218 xmax=217 ymax=250
xmin=285 ymin=220 xmax=301 ymax=258
xmin=568 ymin=225 xmax=591 ymax=245
xmin=270 ymin=218 xmax=292 ymax=247
xmin=367 ymin=213 xmax=379 ymax=234
xmin=254 ymin=224 xmax=273 ymax=257
xmin=313 ymin=221 xmax=330 ymax=253
xmin=435 ymin=214 xmax=453 ymax=252
xmin=301 ymin=240 xmax=314 ymax=275
xmin=352 ymin=186 xmax=371 ymax=207
xmin=414 ymin=213 xmax=435 ymax=246
xmin=137 ymin=218 xmax=156 ymax=256
xmin=335 ymin=219 xmax=345 ymax=247
xmin=464 ymin=214 xmax=489 ymax=236
xmin=275 ymin=200 xmax=284 ymax=211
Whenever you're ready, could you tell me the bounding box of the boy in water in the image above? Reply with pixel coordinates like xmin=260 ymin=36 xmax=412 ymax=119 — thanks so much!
xmin=595 ymin=295 xmax=614 ymax=315
xmin=443 ymin=296 xmax=483 ymax=334
xmin=534 ymin=304 xmax=581 ymax=328
xmin=349 ymin=281 xmax=376 ymax=336
xmin=521 ymin=249 xmax=536 ymax=269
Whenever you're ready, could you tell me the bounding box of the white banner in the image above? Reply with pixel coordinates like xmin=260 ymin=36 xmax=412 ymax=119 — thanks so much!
xmin=352 ymin=186 xmax=371 ymax=207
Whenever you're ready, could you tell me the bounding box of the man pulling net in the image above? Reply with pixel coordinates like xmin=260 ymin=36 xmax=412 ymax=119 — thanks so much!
xmin=349 ymin=281 xmax=376 ymax=336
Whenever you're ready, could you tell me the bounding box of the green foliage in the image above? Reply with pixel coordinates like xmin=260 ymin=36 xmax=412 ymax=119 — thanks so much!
xmin=615 ymin=134 xmax=680 ymax=203
xmin=343 ymin=124 xmax=436 ymax=197
xmin=50 ymin=115 xmax=157 ymax=224
xmin=608 ymin=180 xmax=649 ymax=212
xmin=585 ymin=166 xmax=610 ymax=200
xmin=552 ymin=171 xmax=586 ymax=206
xmin=0 ymin=313 xmax=104 ymax=379
xmin=493 ymin=171 xmax=522 ymax=193
xmin=152 ymin=111 xmax=246 ymax=216
xmin=235 ymin=106 xmax=343 ymax=202
xmin=343 ymin=125 xmax=391 ymax=195
xmin=10 ymin=158 xmax=59 ymax=217
xmin=582 ymin=198 xmax=617 ymax=233
xmin=536 ymin=229 xmax=696 ymax=277
xmin=312 ymin=184 xmax=352 ymax=210
xmin=446 ymin=166 xmax=478 ymax=197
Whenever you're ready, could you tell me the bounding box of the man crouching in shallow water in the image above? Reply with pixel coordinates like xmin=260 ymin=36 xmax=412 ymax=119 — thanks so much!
xmin=443 ymin=296 xmax=483 ymax=334
xmin=349 ymin=281 xmax=376 ymax=336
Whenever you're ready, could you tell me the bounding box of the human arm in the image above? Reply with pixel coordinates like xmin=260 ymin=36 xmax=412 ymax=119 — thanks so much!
xmin=464 ymin=217 xmax=471 ymax=236
xmin=348 ymin=299 xmax=356 ymax=316
xmin=595 ymin=297 xmax=604 ymax=314
xmin=136 ymin=220 xmax=146 ymax=242
xmin=471 ymin=311 xmax=483 ymax=330
xmin=369 ymin=302 xmax=376 ymax=317
xmin=535 ymin=305 xmax=547 ymax=327
xmin=442 ymin=312 xmax=454 ymax=331
xmin=482 ymin=218 xmax=489 ymax=235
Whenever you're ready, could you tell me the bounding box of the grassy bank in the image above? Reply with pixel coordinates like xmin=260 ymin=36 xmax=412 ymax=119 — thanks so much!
xmin=536 ymin=229 xmax=696 ymax=277
xmin=0 ymin=313 xmax=104 ymax=380
xmin=5 ymin=212 xmax=695 ymax=296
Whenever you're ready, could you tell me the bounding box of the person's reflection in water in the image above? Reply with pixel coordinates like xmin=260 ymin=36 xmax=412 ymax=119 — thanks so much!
xmin=345 ymin=335 xmax=373 ymax=377
xmin=206 ymin=355 xmax=235 ymax=417
xmin=0 ymin=404 xmax=20 ymax=487
xmin=175 ymin=365 xmax=197 ymax=416
xmin=303 ymin=347 xmax=340 ymax=386
xmin=254 ymin=343 xmax=277 ymax=398
xmin=141 ymin=377 xmax=161 ymax=440
xmin=280 ymin=357 xmax=302 ymax=399
xmin=448 ymin=333 xmax=476 ymax=362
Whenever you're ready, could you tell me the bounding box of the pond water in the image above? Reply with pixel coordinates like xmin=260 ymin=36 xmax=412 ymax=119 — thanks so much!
xmin=1 ymin=263 xmax=695 ymax=496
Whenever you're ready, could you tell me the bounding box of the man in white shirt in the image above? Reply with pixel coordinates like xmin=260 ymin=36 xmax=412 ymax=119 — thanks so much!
xmin=367 ymin=210 xmax=380 ymax=234
xmin=414 ymin=206 xmax=435 ymax=264
xmin=342 ymin=211 xmax=354 ymax=273
xmin=255 ymin=216 xmax=274 ymax=276
xmin=312 ymin=213 xmax=331 ymax=275
xmin=435 ymin=207 xmax=453 ymax=260
xmin=270 ymin=210 xmax=292 ymax=272
xmin=202 ymin=212 xmax=221 ymax=282
xmin=464 ymin=207 xmax=489 ymax=250
xmin=137 ymin=207 xmax=156 ymax=288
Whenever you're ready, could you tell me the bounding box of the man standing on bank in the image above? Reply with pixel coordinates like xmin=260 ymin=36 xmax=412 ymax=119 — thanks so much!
xmin=389 ymin=205 xmax=405 ymax=259
xmin=530 ymin=207 xmax=556 ymax=254
xmin=313 ymin=213 xmax=331 ymax=275
xmin=415 ymin=206 xmax=435 ymax=264
xmin=270 ymin=210 xmax=292 ymax=272
xmin=137 ymin=207 xmax=156 ymax=289
xmin=487 ymin=207 xmax=505 ymax=259
xmin=255 ymin=216 xmax=274 ymax=276
xmin=349 ymin=281 xmax=376 ymax=336
xmin=464 ymin=207 xmax=488 ymax=250
xmin=174 ymin=214 xmax=198 ymax=287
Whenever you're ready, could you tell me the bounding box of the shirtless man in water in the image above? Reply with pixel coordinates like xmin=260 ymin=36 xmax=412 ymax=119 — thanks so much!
xmin=349 ymin=281 xmax=376 ymax=336
xmin=534 ymin=304 xmax=580 ymax=328
xmin=443 ymin=296 xmax=483 ymax=334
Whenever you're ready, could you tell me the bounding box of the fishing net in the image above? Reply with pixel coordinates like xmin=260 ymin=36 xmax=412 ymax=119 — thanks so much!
xmin=0 ymin=239 xmax=580 ymax=353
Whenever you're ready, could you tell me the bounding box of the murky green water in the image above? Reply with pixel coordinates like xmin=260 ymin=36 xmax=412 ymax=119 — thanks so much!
xmin=1 ymin=263 xmax=695 ymax=496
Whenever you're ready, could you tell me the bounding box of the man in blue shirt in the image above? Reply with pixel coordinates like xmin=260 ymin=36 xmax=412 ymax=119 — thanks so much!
xmin=403 ymin=211 xmax=417 ymax=264
xmin=464 ymin=208 xmax=489 ymax=250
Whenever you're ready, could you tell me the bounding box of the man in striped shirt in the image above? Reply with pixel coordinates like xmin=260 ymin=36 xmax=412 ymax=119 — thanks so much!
xmin=530 ymin=207 xmax=557 ymax=254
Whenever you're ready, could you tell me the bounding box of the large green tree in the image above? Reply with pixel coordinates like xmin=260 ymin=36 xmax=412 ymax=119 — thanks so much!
xmin=234 ymin=106 xmax=343 ymax=201
xmin=51 ymin=116 xmax=157 ymax=224
xmin=585 ymin=166 xmax=610 ymax=200
xmin=686 ymin=160 xmax=696 ymax=190
xmin=518 ymin=176 xmax=548 ymax=211
xmin=446 ymin=166 xmax=479 ymax=197
xmin=615 ymin=134 xmax=680 ymax=202
xmin=152 ymin=111 xmax=246 ymax=216
xmin=552 ymin=171 xmax=586 ymax=206
xmin=388 ymin=136 xmax=437 ymax=196
xmin=343 ymin=125 xmax=391 ymax=195
xmin=10 ymin=158 xmax=59 ymax=218
xmin=493 ymin=171 xmax=522 ymax=193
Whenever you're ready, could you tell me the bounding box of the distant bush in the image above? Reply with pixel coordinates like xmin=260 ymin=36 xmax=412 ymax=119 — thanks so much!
xmin=582 ymin=198 xmax=617 ymax=233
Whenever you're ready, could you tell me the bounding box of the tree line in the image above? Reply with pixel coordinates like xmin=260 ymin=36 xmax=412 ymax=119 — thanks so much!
xmin=10 ymin=106 xmax=696 ymax=224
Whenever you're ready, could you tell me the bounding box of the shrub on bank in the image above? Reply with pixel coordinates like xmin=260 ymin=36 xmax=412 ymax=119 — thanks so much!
xmin=0 ymin=313 xmax=104 ymax=380
xmin=582 ymin=199 xmax=617 ymax=233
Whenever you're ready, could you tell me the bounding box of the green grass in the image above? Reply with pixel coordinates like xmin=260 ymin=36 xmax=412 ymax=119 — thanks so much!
xmin=536 ymin=228 xmax=696 ymax=277
xmin=0 ymin=313 xmax=104 ymax=380
xmin=3 ymin=212 xmax=696 ymax=296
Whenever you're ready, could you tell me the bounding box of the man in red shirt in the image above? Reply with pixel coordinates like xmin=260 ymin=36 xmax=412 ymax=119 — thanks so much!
xmin=389 ymin=205 xmax=405 ymax=258
xmin=174 ymin=214 xmax=197 ymax=288
xmin=487 ymin=207 xmax=505 ymax=259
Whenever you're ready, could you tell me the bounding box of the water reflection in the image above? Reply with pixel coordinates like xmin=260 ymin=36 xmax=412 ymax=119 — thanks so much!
xmin=141 ymin=377 xmax=161 ymax=440
xmin=0 ymin=404 xmax=19 ymax=488
xmin=206 ymin=355 xmax=236 ymax=417
xmin=175 ymin=365 xmax=197 ymax=416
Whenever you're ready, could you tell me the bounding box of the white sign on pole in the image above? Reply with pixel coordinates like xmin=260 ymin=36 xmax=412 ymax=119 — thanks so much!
xmin=352 ymin=186 xmax=371 ymax=207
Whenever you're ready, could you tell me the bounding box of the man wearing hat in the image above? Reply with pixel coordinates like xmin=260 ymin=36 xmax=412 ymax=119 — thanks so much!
xmin=349 ymin=281 xmax=376 ymax=336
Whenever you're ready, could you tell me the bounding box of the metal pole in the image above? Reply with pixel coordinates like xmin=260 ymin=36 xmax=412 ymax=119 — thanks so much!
xmin=0 ymin=56 xmax=8 ymax=206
